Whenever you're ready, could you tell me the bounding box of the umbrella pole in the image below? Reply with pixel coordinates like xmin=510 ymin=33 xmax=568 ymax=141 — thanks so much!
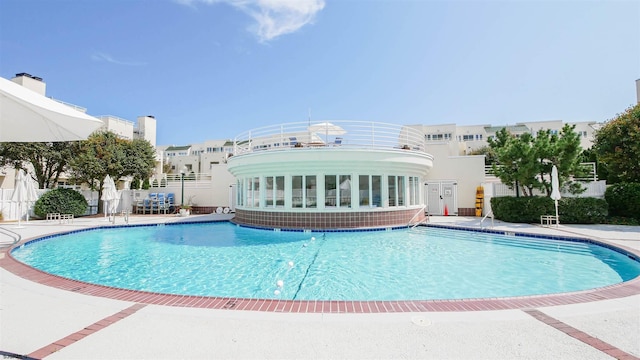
xmin=104 ymin=200 xmax=109 ymax=221
xmin=16 ymin=203 xmax=23 ymax=228
xmin=554 ymin=200 xmax=559 ymax=228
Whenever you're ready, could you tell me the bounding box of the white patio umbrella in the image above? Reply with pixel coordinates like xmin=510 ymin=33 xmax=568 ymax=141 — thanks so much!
xmin=0 ymin=77 xmax=104 ymax=142
xmin=308 ymin=122 xmax=346 ymax=142
xmin=10 ymin=170 xmax=28 ymax=228
xmin=550 ymin=165 xmax=561 ymax=227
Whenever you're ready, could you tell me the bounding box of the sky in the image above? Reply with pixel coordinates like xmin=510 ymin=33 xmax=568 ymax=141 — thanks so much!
xmin=1 ymin=0 xmax=639 ymax=146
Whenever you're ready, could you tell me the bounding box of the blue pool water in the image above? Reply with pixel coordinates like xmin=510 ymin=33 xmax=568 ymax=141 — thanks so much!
xmin=12 ymin=222 xmax=640 ymax=301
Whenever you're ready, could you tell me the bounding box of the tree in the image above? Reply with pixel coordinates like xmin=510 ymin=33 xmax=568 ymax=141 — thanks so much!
xmin=488 ymin=125 xmax=584 ymax=197
xmin=467 ymin=145 xmax=497 ymax=165
xmin=0 ymin=142 xmax=77 ymax=189
xmin=593 ymin=103 xmax=640 ymax=183
xmin=69 ymin=131 xmax=156 ymax=213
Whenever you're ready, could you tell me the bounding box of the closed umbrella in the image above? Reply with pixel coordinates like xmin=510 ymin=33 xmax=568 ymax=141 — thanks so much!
xmin=0 ymin=77 xmax=104 ymax=142
xmin=10 ymin=170 xmax=28 ymax=228
xmin=101 ymin=175 xmax=118 ymax=220
xmin=550 ymin=165 xmax=561 ymax=227
xmin=24 ymin=173 xmax=39 ymax=223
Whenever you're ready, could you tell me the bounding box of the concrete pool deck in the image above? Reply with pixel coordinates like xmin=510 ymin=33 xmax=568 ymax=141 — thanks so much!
xmin=1 ymin=215 xmax=638 ymax=359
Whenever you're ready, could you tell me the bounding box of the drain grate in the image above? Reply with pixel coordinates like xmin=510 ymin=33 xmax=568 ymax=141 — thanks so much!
xmin=223 ymin=300 xmax=237 ymax=309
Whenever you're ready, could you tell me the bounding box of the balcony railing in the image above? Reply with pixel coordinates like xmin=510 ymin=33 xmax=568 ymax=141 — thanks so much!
xmin=232 ymin=121 xmax=426 ymax=156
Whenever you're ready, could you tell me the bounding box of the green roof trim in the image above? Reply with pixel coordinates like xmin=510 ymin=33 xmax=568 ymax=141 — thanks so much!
xmin=484 ymin=125 xmax=530 ymax=133
xmin=165 ymin=145 xmax=191 ymax=151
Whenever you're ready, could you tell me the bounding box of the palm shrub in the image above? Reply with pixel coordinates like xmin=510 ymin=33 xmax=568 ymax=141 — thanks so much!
xmin=34 ymin=188 xmax=88 ymax=217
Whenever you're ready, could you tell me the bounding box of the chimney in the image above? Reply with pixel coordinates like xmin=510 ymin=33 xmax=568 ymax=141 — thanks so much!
xmin=11 ymin=73 xmax=46 ymax=96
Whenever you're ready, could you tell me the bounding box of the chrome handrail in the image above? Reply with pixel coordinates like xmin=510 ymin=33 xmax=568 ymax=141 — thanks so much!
xmin=408 ymin=205 xmax=427 ymax=228
xmin=480 ymin=210 xmax=494 ymax=229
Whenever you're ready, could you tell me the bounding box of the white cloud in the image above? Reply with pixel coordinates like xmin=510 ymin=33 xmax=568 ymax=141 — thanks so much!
xmin=91 ymin=52 xmax=147 ymax=66
xmin=176 ymin=0 xmax=325 ymax=42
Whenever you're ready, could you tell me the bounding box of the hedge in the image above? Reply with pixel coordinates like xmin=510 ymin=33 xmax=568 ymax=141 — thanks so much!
xmin=490 ymin=196 xmax=608 ymax=224
xmin=605 ymin=182 xmax=640 ymax=220
xmin=34 ymin=188 xmax=88 ymax=217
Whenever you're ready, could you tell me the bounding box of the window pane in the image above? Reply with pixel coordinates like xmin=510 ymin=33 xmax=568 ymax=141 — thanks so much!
xmin=253 ymin=177 xmax=260 ymax=207
xmin=275 ymin=176 xmax=285 ymax=207
xmin=398 ymin=176 xmax=405 ymax=206
xmin=339 ymin=175 xmax=351 ymax=207
xmin=237 ymin=179 xmax=243 ymax=206
xmin=359 ymin=175 xmax=370 ymax=206
xmin=266 ymin=177 xmax=274 ymax=206
xmin=292 ymin=176 xmax=303 ymax=208
xmin=306 ymin=175 xmax=317 ymax=208
xmin=325 ymin=175 xmax=337 ymax=207
xmin=245 ymin=177 xmax=253 ymax=208
xmin=372 ymin=175 xmax=381 ymax=207
xmin=388 ymin=176 xmax=396 ymax=207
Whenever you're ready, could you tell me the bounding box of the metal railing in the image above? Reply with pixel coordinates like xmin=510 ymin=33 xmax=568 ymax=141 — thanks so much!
xmin=232 ymin=121 xmax=426 ymax=156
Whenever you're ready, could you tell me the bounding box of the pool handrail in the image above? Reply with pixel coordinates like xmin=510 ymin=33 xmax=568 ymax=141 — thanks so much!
xmin=480 ymin=210 xmax=494 ymax=229
xmin=408 ymin=205 xmax=428 ymax=228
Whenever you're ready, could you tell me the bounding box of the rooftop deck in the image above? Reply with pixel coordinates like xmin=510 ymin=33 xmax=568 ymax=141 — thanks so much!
xmin=233 ymin=121 xmax=425 ymax=155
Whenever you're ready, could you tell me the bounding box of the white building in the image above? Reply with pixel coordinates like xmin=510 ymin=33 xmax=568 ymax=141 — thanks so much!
xmin=0 ymin=73 xmax=161 ymax=190
xmin=415 ymin=119 xmax=601 ymax=156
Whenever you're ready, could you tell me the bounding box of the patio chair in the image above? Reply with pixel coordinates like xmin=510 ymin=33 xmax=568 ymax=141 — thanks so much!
xmin=156 ymin=196 xmax=167 ymax=214
xmin=289 ymin=137 xmax=298 ymax=147
xmin=143 ymin=199 xmax=151 ymax=214
xmin=167 ymin=193 xmax=175 ymax=213
xmin=333 ymin=137 xmax=343 ymax=146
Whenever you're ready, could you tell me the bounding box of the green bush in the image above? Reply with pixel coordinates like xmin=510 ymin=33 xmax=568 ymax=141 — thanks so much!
xmin=605 ymin=182 xmax=640 ymax=220
xmin=558 ymin=197 xmax=608 ymax=224
xmin=34 ymin=188 xmax=88 ymax=217
xmin=491 ymin=196 xmax=552 ymax=223
xmin=491 ymin=196 xmax=608 ymax=224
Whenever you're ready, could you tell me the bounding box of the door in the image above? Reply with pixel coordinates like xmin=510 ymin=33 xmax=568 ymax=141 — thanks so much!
xmin=425 ymin=182 xmax=458 ymax=215
xmin=426 ymin=183 xmax=441 ymax=215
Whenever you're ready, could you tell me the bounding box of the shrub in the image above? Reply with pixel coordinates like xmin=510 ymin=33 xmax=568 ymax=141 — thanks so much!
xmin=605 ymin=182 xmax=640 ymax=220
xmin=491 ymin=196 xmax=552 ymax=223
xmin=491 ymin=196 xmax=608 ymax=224
xmin=558 ymin=197 xmax=608 ymax=224
xmin=34 ymin=188 xmax=88 ymax=217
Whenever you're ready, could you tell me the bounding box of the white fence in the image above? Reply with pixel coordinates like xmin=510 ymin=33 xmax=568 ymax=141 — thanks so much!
xmin=489 ymin=180 xmax=607 ymax=198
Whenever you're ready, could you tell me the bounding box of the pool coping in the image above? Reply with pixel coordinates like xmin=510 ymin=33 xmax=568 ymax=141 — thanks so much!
xmin=2 ymin=222 xmax=640 ymax=313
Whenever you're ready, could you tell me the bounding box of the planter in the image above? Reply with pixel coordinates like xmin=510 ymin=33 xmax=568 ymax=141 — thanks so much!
xmin=179 ymin=208 xmax=190 ymax=217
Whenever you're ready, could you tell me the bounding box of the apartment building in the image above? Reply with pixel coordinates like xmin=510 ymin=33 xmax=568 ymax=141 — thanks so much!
xmin=411 ymin=119 xmax=601 ymax=156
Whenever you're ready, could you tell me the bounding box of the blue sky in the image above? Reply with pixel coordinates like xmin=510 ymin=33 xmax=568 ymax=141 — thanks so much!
xmin=1 ymin=0 xmax=638 ymax=146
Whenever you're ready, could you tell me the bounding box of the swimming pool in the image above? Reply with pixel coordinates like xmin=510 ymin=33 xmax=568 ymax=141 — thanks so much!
xmin=11 ymin=222 xmax=640 ymax=301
